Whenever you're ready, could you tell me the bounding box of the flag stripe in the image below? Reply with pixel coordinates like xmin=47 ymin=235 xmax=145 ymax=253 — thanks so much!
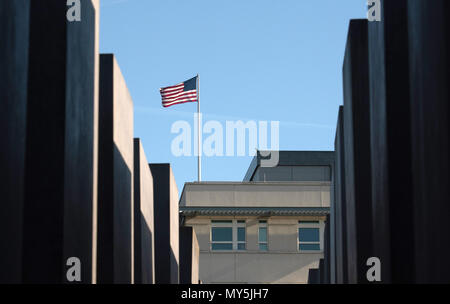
xmin=162 ymin=93 xmax=197 ymax=101
xmin=160 ymin=87 xmax=183 ymax=95
xmin=162 ymin=90 xmax=197 ymax=102
xmin=161 ymin=88 xmax=195 ymax=99
xmin=161 ymin=91 xmax=184 ymax=99
xmin=162 ymin=92 xmax=197 ymax=101
xmin=163 ymin=97 xmax=197 ymax=107
xmin=162 ymin=99 xmax=197 ymax=108
xmin=160 ymin=83 xmax=183 ymax=91
xmin=163 ymin=97 xmax=197 ymax=105
xmin=163 ymin=99 xmax=197 ymax=107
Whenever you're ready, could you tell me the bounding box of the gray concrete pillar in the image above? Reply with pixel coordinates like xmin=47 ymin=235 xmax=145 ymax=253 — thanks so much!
xmin=150 ymin=164 xmax=179 ymax=284
xmin=342 ymin=19 xmax=373 ymax=284
xmin=133 ymin=138 xmax=155 ymax=284
xmin=21 ymin=0 xmax=97 ymax=284
xmin=323 ymin=215 xmax=331 ymax=284
xmin=319 ymin=259 xmax=325 ymax=284
xmin=307 ymin=269 xmax=320 ymax=284
xmin=334 ymin=106 xmax=348 ymax=284
xmin=368 ymin=0 xmax=414 ymax=283
xmin=407 ymin=0 xmax=450 ymax=283
xmin=0 ymin=0 xmax=30 ymax=284
xmin=329 ymin=167 xmax=336 ymax=284
xmin=179 ymin=226 xmax=200 ymax=284
xmin=98 ymin=54 xmax=134 ymax=284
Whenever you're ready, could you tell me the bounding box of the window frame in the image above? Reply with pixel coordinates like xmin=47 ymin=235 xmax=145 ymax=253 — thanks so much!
xmin=297 ymin=220 xmax=323 ymax=252
xmin=210 ymin=219 xmax=247 ymax=251
xmin=258 ymin=220 xmax=268 ymax=251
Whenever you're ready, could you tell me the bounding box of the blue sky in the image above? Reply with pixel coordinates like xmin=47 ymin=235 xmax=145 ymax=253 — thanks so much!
xmin=99 ymin=0 xmax=367 ymax=192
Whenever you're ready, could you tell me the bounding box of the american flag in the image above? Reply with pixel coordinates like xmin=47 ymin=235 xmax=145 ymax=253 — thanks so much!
xmin=160 ymin=76 xmax=198 ymax=108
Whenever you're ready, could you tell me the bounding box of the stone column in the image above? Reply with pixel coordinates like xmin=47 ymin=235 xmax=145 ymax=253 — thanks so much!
xmin=333 ymin=106 xmax=348 ymax=284
xmin=97 ymin=54 xmax=134 ymax=284
xmin=407 ymin=0 xmax=450 ymax=283
xmin=133 ymin=138 xmax=155 ymax=284
xmin=150 ymin=164 xmax=179 ymax=284
xmin=0 ymin=0 xmax=30 ymax=284
xmin=342 ymin=19 xmax=373 ymax=284
xmin=368 ymin=0 xmax=414 ymax=283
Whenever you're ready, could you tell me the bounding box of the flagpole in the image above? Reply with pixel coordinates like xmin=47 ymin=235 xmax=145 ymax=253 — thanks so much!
xmin=197 ymin=74 xmax=201 ymax=182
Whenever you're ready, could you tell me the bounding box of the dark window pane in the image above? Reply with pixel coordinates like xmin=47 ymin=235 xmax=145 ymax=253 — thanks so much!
xmin=211 ymin=220 xmax=232 ymax=224
xmin=237 ymin=243 xmax=246 ymax=250
xmin=259 ymin=227 xmax=267 ymax=242
xmin=299 ymin=243 xmax=320 ymax=251
xmin=237 ymin=220 xmax=246 ymax=224
xmin=298 ymin=228 xmax=320 ymax=242
xmin=212 ymin=243 xmax=233 ymax=250
xmin=259 ymin=244 xmax=268 ymax=251
xmin=259 ymin=220 xmax=267 ymax=224
xmin=298 ymin=221 xmax=319 ymax=224
xmin=212 ymin=227 xmax=232 ymax=242
xmin=238 ymin=227 xmax=246 ymax=242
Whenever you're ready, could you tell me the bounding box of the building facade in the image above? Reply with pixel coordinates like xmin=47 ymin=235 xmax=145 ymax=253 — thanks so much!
xmin=179 ymin=151 xmax=334 ymax=283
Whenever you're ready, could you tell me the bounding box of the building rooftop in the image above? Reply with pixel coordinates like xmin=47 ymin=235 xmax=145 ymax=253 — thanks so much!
xmin=180 ymin=181 xmax=330 ymax=208
xmin=243 ymin=150 xmax=335 ymax=182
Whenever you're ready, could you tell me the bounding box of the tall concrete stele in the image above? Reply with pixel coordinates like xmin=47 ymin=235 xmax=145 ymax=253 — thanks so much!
xmin=180 ymin=151 xmax=334 ymax=284
xmin=0 ymin=0 xmax=31 ymax=284
xmin=0 ymin=0 xmax=100 ymax=284
xmin=179 ymin=226 xmax=200 ymax=284
xmin=97 ymin=54 xmax=135 ymax=284
xmin=134 ymin=138 xmax=156 ymax=284
xmin=150 ymin=164 xmax=180 ymax=284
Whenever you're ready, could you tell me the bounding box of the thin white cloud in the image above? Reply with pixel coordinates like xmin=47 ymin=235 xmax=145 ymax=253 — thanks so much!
xmin=101 ymin=0 xmax=136 ymax=8
xmin=134 ymin=105 xmax=334 ymax=130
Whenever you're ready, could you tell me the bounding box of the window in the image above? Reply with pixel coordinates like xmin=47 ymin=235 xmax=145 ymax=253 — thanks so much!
xmin=298 ymin=220 xmax=322 ymax=251
xmin=237 ymin=220 xmax=246 ymax=250
xmin=258 ymin=220 xmax=268 ymax=251
xmin=211 ymin=221 xmax=233 ymax=250
xmin=211 ymin=220 xmax=246 ymax=251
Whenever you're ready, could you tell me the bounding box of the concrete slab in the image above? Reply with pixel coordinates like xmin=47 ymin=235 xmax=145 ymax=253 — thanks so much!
xmin=150 ymin=164 xmax=179 ymax=284
xmin=98 ymin=54 xmax=134 ymax=284
xmin=343 ymin=19 xmax=373 ymax=284
xmin=368 ymin=0 xmax=414 ymax=283
xmin=319 ymin=259 xmax=324 ymax=284
xmin=21 ymin=0 xmax=96 ymax=283
xmin=0 ymin=0 xmax=30 ymax=284
xmin=407 ymin=0 xmax=450 ymax=283
xmin=323 ymin=215 xmax=330 ymax=284
xmin=307 ymin=269 xmax=319 ymax=284
xmin=330 ymin=164 xmax=336 ymax=284
xmin=133 ymin=139 xmax=155 ymax=284
xmin=91 ymin=0 xmax=100 ymax=284
xmin=333 ymin=106 xmax=348 ymax=284
xmin=179 ymin=226 xmax=200 ymax=284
